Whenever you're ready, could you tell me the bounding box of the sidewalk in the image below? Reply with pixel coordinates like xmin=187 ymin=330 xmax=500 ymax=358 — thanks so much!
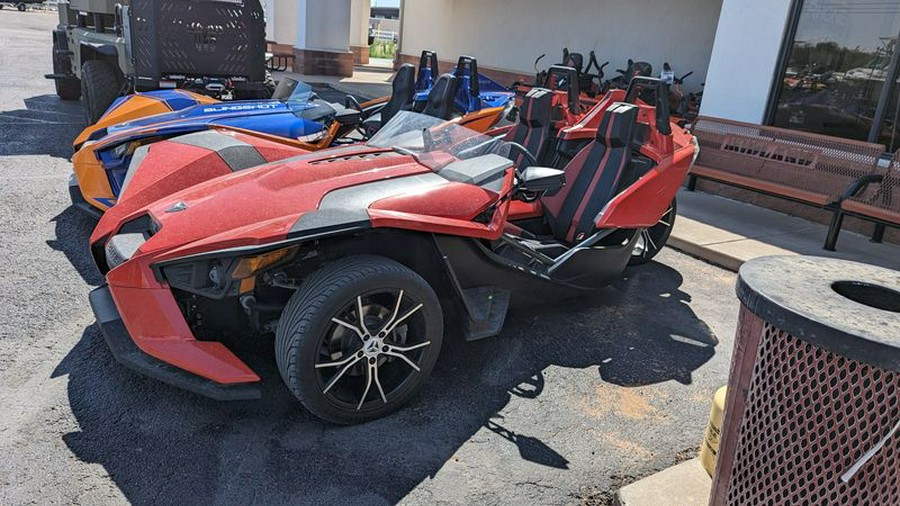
xmin=670 ymin=189 xmax=899 ymax=271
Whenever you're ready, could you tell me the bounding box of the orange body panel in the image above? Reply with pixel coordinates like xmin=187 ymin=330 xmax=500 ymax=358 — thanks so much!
xmin=72 ymin=143 xmax=117 ymax=210
xmin=74 ymin=91 xmax=218 ymax=148
xmin=454 ymin=106 xmax=506 ymax=132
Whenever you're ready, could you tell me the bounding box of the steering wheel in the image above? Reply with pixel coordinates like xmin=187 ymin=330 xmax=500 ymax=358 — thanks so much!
xmin=505 ymin=141 xmax=538 ymax=169
xmin=345 ymin=95 xmax=362 ymax=111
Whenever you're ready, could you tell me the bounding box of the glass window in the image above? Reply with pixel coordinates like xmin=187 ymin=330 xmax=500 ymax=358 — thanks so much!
xmin=877 ymin=64 xmax=900 ymax=151
xmin=771 ymin=0 xmax=900 ymax=149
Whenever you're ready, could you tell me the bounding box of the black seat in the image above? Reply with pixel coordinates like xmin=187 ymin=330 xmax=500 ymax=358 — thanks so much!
xmin=540 ymin=102 xmax=638 ymax=243
xmin=363 ymin=63 xmax=415 ymax=134
xmin=422 ymin=73 xmax=458 ymax=120
xmin=381 ymin=63 xmax=415 ymax=124
xmin=503 ymin=88 xmax=553 ymax=169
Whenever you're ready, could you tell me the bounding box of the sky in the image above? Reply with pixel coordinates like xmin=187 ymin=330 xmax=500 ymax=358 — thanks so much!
xmin=798 ymin=0 xmax=900 ymax=51
xmin=371 ymin=0 xmax=400 ymax=7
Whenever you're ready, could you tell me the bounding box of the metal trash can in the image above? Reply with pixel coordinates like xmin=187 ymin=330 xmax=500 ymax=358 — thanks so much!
xmin=711 ymin=256 xmax=900 ymax=506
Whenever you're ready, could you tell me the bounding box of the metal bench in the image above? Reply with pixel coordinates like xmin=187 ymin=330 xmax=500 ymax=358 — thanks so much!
xmin=826 ymin=151 xmax=899 ymax=250
xmin=266 ymin=41 xmax=294 ymax=72
xmin=687 ymin=116 xmax=888 ymax=250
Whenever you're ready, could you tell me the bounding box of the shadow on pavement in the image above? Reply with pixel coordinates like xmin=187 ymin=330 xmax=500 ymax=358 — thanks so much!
xmin=0 ymin=94 xmax=83 ymax=159
xmin=46 ymin=206 xmax=103 ymax=287
xmin=53 ymin=260 xmax=718 ymax=504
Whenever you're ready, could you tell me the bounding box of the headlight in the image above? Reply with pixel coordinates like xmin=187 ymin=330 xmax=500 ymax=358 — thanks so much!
xmin=105 ymin=233 xmax=146 ymax=269
xmin=104 ymin=214 xmax=158 ymax=270
xmin=157 ymin=245 xmax=298 ymax=299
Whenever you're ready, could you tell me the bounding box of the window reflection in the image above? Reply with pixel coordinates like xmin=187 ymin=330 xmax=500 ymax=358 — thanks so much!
xmin=772 ymin=0 xmax=900 ymax=149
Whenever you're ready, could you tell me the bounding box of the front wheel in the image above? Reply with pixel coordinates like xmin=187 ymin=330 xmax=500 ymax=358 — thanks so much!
xmin=80 ymin=60 xmax=121 ymax=124
xmin=17 ymin=3 xmax=26 ymax=11
xmin=275 ymin=255 xmax=444 ymax=424
xmin=629 ymin=197 xmax=676 ymax=265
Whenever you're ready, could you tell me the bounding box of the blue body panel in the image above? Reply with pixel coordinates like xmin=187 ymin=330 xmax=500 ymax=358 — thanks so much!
xmin=104 ymin=99 xmax=319 ymax=136
xmin=413 ymin=72 xmax=513 ymax=113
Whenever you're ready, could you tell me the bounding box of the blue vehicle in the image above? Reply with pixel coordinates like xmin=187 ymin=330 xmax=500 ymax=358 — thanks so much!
xmin=412 ymin=53 xmax=515 ymax=114
xmin=75 ymin=78 xmax=360 ymax=151
xmin=70 ymin=78 xmax=368 ymax=213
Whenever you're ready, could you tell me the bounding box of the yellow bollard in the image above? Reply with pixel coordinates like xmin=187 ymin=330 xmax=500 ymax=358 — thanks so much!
xmin=699 ymin=386 xmax=727 ymax=477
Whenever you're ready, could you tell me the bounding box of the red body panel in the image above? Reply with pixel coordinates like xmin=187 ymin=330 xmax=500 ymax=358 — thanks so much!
xmin=369 ymin=169 xmax=515 ymax=240
xmin=93 ymin=97 xmax=696 ymax=391
xmin=369 ymin=181 xmax=500 ymax=221
xmin=596 ymin=141 xmax=694 ymax=229
xmin=106 ymin=256 xmax=259 ymax=383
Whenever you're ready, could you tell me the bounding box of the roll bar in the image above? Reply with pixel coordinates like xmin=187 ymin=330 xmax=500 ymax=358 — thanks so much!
xmin=625 ymin=76 xmax=671 ymax=135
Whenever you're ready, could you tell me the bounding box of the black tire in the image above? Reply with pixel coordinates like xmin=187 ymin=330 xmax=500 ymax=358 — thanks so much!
xmin=52 ymin=48 xmax=81 ymax=100
xmin=629 ymin=197 xmax=677 ymax=265
xmin=56 ymin=77 xmax=81 ymax=101
xmin=275 ymin=255 xmax=443 ymax=424
xmin=80 ymin=60 xmax=121 ymax=124
xmin=17 ymin=2 xmax=26 ymax=11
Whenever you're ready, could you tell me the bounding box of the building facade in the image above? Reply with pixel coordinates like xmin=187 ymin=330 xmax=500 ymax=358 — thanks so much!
xmin=265 ymin=0 xmax=900 ymax=151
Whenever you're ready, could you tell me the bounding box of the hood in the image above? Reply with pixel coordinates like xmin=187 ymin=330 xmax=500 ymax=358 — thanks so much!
xmin=107 ymin=99 xmax=288 ymax=133
xmin=74 ymin=89 xmax=219 ymax=149
xmin=86 ymin=100 xmax=325 ymax=163
xmin=117 ymin=148 xmax=441 ymax=261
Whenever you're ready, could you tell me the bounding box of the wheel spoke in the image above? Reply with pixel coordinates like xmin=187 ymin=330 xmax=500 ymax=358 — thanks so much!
xmin=356 ymin=296 xmax=372 ymax=336
xmin=645 ymin=229 xmax=658 ymax=252
xmin=357 ymin=361 xmax=374 ymax=410
xmin=383 ymin=303 xmax=424 ymax=336
xmin=636 ymin=230 xmax=649 ymax=257
xmin=322 ymin=355 xmax=363 ymax=394
xmin=389 ymin=340 xmax=431 ymax=353
xmin=383 ymin=350 xmax=421 ymax=372
xmin=373 ymin=362 xmax=388 ymax=404
xmin=378 ymin=289 xmax=405 ymax=335
xmin=315 ymin=352 xmax=360 ymax=369
xmin=331 ymin=317 xmax=365 ymax=341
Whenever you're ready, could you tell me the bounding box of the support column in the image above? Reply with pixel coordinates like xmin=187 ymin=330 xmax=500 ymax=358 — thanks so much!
xmin=293 ymin=0 xmax=354 ymax=77
xmin=268 ymin=0 xmax=297 ymax=57
xmin=349 ymin=0 xmax=370 ymax=64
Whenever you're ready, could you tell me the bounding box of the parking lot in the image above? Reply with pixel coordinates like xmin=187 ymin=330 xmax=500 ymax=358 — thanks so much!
xmin=1 ymin=9 xmax=741 ymax=505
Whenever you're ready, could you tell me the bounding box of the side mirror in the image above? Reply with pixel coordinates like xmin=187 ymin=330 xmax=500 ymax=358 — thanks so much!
xmin=519 ymin=166 xmax=565 ymax=194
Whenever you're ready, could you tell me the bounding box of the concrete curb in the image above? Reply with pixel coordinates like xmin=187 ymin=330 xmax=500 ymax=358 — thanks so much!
xmin=666 ymin=237 xmax=743 ymax=273
xmin=616 ymin=458 xmax=712 ymax=506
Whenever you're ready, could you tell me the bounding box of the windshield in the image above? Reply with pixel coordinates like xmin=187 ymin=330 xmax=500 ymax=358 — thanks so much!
xmin=272 ymin=77 xmax=315 ymax=109
xmin=367 ymin=111 xmax=510 ymax=169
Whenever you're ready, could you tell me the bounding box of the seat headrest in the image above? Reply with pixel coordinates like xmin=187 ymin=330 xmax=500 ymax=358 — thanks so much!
xmin=519 ymin=88 xmax=553 ymax=128
xmin=394 ymin=63 xmax=415 ymax=91
xmin=423 ymin=73 xmax=458 ymax=119
xmin=430 ymin=73 xmax=457 ymax=96
xmin=596 ymin=102 xmax=638 ymax=148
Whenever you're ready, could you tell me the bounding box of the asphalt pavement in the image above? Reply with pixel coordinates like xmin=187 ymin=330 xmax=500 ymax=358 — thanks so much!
xmin=0 ymin=9 xmax=741 ymax=505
